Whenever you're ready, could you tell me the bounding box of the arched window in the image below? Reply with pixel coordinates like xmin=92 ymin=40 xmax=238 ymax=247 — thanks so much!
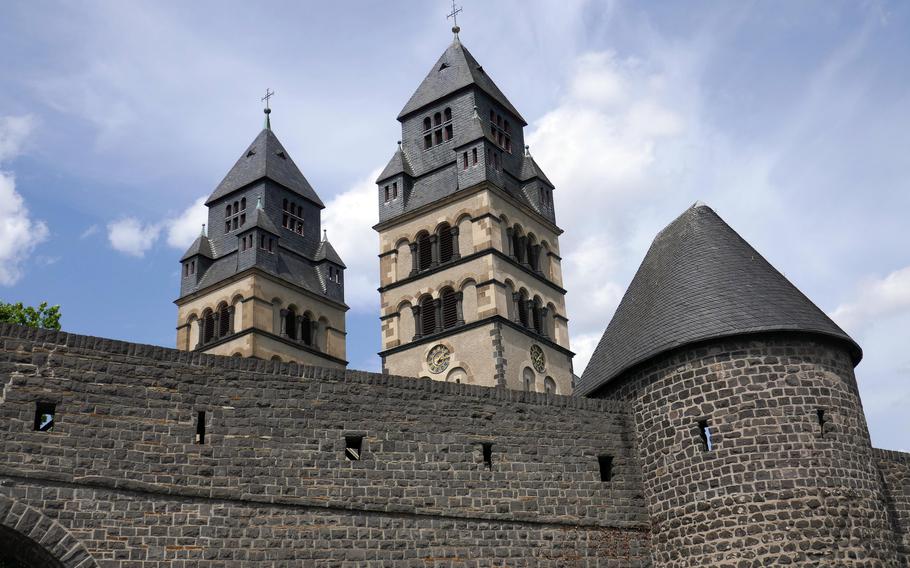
xmin=420 ymin=296 xmax=436 ymax=335
xmin=285 ymin=307 xmax=298 ymax=340
xmin=202 ymin=309 xmax=215 ymax=344
xmin=416 ymin=232 xmax=433 ymax=271
xmin=523 ymin=367 xmax=535 ymax=392
xmin=511 ymin=227 xmax=522 ymax=261
xmin=518 ymin=291 xmax=529 ymax=328
xmin=301 ymin=312 xmax=312 ymax=345
xmin=240 ymin=197 xmax=246 ymax=210
xmin=437 ymin=223 xmax=454 ymax=264
xmin=218 ymin=304 xmax=231 ymax=337
xmin=544 ymin=376 xmax=556 ymax=395
xmin=532 ymin=297 xmax=543 ymax=334
xmin=282 ymin=200 xmax=304 ymax=235
xmin=440 ymin=288 xmax=458 ymax=329
xmin=421 ymin=108 xmax=453 ymax=150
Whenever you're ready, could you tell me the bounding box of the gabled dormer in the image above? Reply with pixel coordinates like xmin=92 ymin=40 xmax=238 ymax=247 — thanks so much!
xmin=236 ymin=196 xmax=280 ymax=274
xmin=179 ymin=229 xmax=215 ymax=296
xmin=315 ymin=232 xmax=345 ymax=303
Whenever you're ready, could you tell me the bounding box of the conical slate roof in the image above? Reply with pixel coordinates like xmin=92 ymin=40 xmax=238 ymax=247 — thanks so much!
xmin=180 ymin=234 xmax=214 ymax=261
xmin=520 ymin=152 xmax=554 ymax=187
xmin=398 ymin=39 xmax=526 ymax=124
xmin=315 ymin=237 xmax=345 ymax=268
xmin=376 ymin=145 xmax=414 ymax=183
xmin=577 ymin=203 xmax=861 ymax=396
xmin=206 ymin=128 xmax=324 ymax=207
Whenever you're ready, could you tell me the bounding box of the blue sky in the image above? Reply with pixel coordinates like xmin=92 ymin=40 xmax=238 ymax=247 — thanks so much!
xmin=0 ymin=1 xmax=907 ymax=450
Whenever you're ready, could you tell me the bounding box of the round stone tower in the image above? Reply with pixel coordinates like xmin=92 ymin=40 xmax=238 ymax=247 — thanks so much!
xmin=578 ymin=204 xmax=899 ymax=566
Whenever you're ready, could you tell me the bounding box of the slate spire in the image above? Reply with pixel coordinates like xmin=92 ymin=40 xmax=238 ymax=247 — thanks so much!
xmin=577 ymin=203 xmax=861 ymax=395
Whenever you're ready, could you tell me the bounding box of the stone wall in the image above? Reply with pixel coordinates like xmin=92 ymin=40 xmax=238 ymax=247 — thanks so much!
xmin=876 ymin=448 xmax=910 ymax=564
xmin=593 ymin=333 xmax=903 ymax=566
xmin=0 ymin=324 xmax=649 ymax=566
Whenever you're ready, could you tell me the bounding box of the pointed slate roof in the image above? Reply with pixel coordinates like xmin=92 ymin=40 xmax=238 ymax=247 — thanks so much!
xmin=315 ymin=237 xmax=346 ymax=268
xmin=180 ymin=234 xmax=215 ymax=261
xmin=398 ymin=39 xmax=526 ymax=124
xmin=247 ymin=204 xmax=280 ymax=235
xmin=520 ymin=152 xmax=554 ymax=187
xmin=376 ymin=145 xmax=414 ymax=183
xmin=206 ymin=128 xmax=324 ymax=208
xmin=577 ymin=203 xmax=861 ymax=396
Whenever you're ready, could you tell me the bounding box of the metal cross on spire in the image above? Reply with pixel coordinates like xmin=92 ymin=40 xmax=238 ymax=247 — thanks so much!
xmin=447 ymin=0 xmax=462 ymax=38
xmin=262 ymin=88 xmax=275 ymax=129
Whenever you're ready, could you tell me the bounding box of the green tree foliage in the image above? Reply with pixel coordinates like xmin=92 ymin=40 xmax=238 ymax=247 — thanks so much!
xmin=0 ymin=301 xmax=61 ymax=330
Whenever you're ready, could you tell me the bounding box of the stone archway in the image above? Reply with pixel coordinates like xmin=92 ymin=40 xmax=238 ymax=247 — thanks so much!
xmin=0 ymin=495 xmax=96 ymax=568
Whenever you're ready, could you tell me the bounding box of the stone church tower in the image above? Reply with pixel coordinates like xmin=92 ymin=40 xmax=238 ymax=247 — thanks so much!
xmin=174 ymin=109 xmax=347 ymax=367
xmin=375 ymin=35 xmax=573 ymax=392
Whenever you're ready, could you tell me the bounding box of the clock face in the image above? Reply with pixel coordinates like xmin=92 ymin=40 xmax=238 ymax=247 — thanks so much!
xmin=427 ymin=344 xmax=450 ymax=374
xmin=530 ymin=345 xmax=546 ymax=373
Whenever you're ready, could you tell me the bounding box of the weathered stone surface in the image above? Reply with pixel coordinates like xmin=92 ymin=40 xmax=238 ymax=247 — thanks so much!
xmin=0 ymin=323 xmax=649 ymax=565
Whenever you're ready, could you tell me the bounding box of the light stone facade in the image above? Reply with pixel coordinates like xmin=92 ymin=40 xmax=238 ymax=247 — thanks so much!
xmin=377 ymin=182 xmax=573 ymax=392
xmin=176 ymin=265 xmax=346 ymax=368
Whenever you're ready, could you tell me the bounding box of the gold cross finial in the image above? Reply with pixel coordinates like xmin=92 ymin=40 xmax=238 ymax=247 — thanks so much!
xmin=447 ymin=0 xmax=462 ymax=37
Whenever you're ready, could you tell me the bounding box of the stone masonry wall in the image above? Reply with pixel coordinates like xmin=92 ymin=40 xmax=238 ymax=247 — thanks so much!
xmin=593 ymin=334 xmax=903 ymax=567
xmin=0 ymin=324 xmax=649 ymax=566
xmin=875 ymin=448 xmax=910 ymax=564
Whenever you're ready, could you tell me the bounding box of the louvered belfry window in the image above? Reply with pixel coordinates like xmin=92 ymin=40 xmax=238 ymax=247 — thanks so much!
xmin=532 ymin=303 xmax=542 ymax=334
xmin=417 ymin=234 xmax=433 ymax=271
xmin=438 ymin=225 xmax=453 ymax=264
xmin=441 ymin=289 xmax=458 ymax=329
xmin=518 ymin=297 xmax=529 ymax=327
xmin=421 ymin=297 xmax=436 ymax=334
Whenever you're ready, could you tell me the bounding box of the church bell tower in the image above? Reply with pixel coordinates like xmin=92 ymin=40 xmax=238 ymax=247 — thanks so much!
xmin=175 ymin=102 xmax=348 ymax=367
xmin=374 ymin=30 xmax=574 ymax=392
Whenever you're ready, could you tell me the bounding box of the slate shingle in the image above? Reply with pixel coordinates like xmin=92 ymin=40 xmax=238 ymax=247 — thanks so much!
xmin=577 ymin=203 xmax=861 ymax=396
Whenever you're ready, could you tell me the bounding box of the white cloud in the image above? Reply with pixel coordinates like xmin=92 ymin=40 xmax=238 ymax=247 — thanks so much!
xmin=526 ymin=51 xmax=689 ymax=374
xmin=831 ymin=266 xmax=910 ymax=333
xmin=107 ymin=196 xmax=207 ymax=256
xmin=165 ymin=196 xmax=207 ymax=250
xmin=80 ymin=224 xmax=99 ymax=239
xmin=322 ymin=171 xmax=381 ymax=312
xmin=0 ymin=116 xmax=35 ymax=161
xmin=107 ymin=217 xmax=161 ymax=258
xmin=0 ymin=115 xmax=49 ymax=286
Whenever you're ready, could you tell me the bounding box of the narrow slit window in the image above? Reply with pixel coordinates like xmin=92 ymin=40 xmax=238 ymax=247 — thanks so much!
xmin=392 ymin=182 xmax=398 ymax=199
xmin=195 ymin=411 xmax=206 ymax=444
xmin=34 ymin=402 xmax=55 ymax=431
xmin=598 ymin=455 xmax=613 ymax=482
xmin=698 ymin=420 xmax=713 ymax=451
xmin=816 ymin=409 xmax=826 ymax=437
xmin=345 ymin=435 xmax=363 ymax=460
xmin=481 ymin=442 xmax=493 ymax=469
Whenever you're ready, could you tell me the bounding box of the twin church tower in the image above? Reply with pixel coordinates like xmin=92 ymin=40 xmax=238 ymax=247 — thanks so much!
xmin=174 ymin=34 xmax=574 ymax=393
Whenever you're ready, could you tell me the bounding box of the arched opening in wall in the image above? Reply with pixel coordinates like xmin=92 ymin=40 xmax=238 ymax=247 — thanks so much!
xmin=398 ymin=300 xmax=415 ymax=344
xmin=440 ymin=287 xmax=458 ymax=329
xmin=437 ymin=222 xmax=454 ymax=264
xmin=0 ymin=524 xmax=67 ymax=568
xmin=505 ymin=279 xmax=517 ymax=320
xmin=522 ymin=367 xmax=535 ymax=392
xmin=231 ymin=295 xmax=244 ymax=333
xmin=526 ymin=233 xmax=538 ymax=271
xmin=271 ymin=355 xmax=282 ymax=362
xmin=446 ymin=366 xmax=468 ymax=384
xmin=540 ymin=241 xmax=551 ymax=278
xmin=456 ymin=214 xmax=472 ymax=257
xmin=546 ymin=302 xmax=558 ymax=340
xmin=301 ymin=311 xmax=313 ymax=346
xmin=517 ymin=289 xmax=530 ymax=328
xmin=285 ymin=306 xmax=298 ymax=340
xmin=544 ymin=376 xmax=556 ymax=395
xmin=186 ymin=314 xmax=198 ymax=350
xmin=217 ymin=302 xmax=231 ymax=337
xmin=395 ymin=238 xmax=411 ymax=281
xmin=532 ymin=296 xmax=543 ymax=334
xmin=511 ymin=225 xmax=523 ymax=262
xmin=499 ymin=214 xmax=511 ymax=255
xmin=419 ymin=295 xmax=437 ymax=335
xmin=202 ymin=309 xmax=215 ymax=344
xmin=416 ymin=231 xmax=433 ymax=271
